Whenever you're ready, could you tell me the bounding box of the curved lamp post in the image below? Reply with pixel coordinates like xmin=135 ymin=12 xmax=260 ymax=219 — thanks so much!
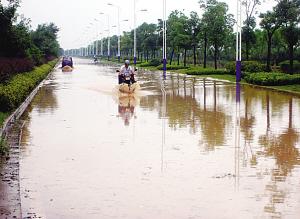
xmin=100 ymin=12 xmax=110 ymax=60
xmin=108 ymin=3 xmax=121 ymax=62
xmin=236 ymin=0 xmax=242 ymax=82
xmin=163 ymin=0 xmax=167 ymax=78
xmin=133 ymin=0 xmax=148 ymax=65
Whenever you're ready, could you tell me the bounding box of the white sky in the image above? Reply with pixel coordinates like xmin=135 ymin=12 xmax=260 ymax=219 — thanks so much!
xmin=17 ymin=0 xmax=276 ymax=49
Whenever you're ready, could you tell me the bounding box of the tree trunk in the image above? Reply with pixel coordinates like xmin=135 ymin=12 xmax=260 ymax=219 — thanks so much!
xmin=169 ymin=48 xmax=174 ymax=65
xmin=184 ymin=48 xmax=187 ymax=67
xmin=204 ymin=31 xmax=207 ymax=68
xmin=193 ymin=44 xmax=196 ymax=66
xmin=246 ymin=40 xmax=249 ymax=61
xmin=289 ymin=44 xmax=294 ymax=74
xmin=214 ymin=43 xmax=218 ymax=70
xmin=147 ymin=50 xmax=149 ymax=62
xmin=266 ymin=33 xmax=272 ymax=72
xmin=177 ymin=53 xmax=180 ymax=65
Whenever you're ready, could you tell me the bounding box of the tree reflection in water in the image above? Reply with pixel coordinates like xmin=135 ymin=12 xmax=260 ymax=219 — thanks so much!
xmin=30 ymin=80 xmax=58 ymax=114
xmin=259 ymin=95 xmax=300 ymax=217
xmin=140 ymin=74 xmax=231 ymax=151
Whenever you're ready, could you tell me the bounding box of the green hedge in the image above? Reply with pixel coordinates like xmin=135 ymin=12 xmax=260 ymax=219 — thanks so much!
xmin=244 ymin=72 xmax=300 ymax=86
xmin=157 ymin=64 xmax=190 ymax=70
xmin=279 ymin=60 xmax=300 ymax=73
xmin=139 ymin=59 xmax=161 ymax=67
xmin=186 ymin=68 xmax=229 ymax=75
xmin=225 ymin=61 xmax=266 ymax=74
xmin=0 ymin=60 xmax=57 ymax=112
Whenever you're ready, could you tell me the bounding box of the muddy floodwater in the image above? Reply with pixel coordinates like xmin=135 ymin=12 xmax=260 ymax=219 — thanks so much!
xmin=19 ymin=58 xmax=300 ymax=219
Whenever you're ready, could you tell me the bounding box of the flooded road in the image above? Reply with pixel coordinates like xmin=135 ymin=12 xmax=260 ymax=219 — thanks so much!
xmin=19 ymin=58 xmax=300 ymax=219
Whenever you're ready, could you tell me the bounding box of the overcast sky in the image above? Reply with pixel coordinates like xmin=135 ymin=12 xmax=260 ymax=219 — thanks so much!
xmin=17 ymin=0 xmax=276 ymax=49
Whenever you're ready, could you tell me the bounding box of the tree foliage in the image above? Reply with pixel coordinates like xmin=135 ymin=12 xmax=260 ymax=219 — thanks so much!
xmin=0 ymin=0 xmax=60 ymax=69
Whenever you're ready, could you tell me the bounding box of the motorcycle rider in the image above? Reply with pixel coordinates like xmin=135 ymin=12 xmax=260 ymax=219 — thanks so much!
xmin=118 ymin=60 xmax=136 ymax=84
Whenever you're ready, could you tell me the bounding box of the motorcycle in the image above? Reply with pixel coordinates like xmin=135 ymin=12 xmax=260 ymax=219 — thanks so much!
xmin=116 ymin=69 xmax=140 ymax=93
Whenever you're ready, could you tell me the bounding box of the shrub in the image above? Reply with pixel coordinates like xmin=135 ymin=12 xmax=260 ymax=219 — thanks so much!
xmin=0 ymin=60 xmax=57 ymax=112
xmin=186 ymin=68 xmax=229 ymax=75
xmin=149 ymin=59 xmax=161 ymax=67
xmin=244 ymin=72 xmax=300 ymax=86
xmin=279 ymin=60 xmax=300 ymax=73
xmin=225 ymin=61 xmax=266 ymax=74
xmin=0 ymin=137 xmax=8 ymax=156
xmin=157 ymin=64 xmax=190 ymax=70
xmin=0 ymin=58 xmax=35 ymax=83
xmin=139 ymin=62 xmax=152 ymax=67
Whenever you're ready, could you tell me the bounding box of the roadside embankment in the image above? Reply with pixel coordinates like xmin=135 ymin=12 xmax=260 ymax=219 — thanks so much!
xmin=0 ymin=59 xmax=58 ymax=218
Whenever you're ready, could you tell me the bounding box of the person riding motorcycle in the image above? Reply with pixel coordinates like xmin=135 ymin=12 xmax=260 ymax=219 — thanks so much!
xmin=118 ymin=60 xmax=136 ymax=84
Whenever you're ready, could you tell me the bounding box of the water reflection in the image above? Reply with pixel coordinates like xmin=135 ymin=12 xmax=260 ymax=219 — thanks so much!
xmin=138 ymin=72 xmax=300 ymax=217
xmin=117 ymin=94 xmax=138 ymax=126
xmin=258 ymin=95 xmax=300 ymax=217
xmin=30 ymin=77 xmax=58 ymax=114
xmin=19 ymin=59 xmax=300 ymax=218
xmin=141 ymin=75 xmax=232 ymax=151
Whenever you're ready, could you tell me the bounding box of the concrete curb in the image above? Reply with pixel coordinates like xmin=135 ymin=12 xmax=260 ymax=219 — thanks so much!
xmin=0 ymin=60 xmax=59 ymax=219
xmin=0 ymin=61 xmax=59 ymax=139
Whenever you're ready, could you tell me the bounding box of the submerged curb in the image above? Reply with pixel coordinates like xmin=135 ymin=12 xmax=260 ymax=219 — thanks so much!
xmin=0 ymin=60 xmax=59 ymax=138
xmin=0 ymin=60 xmax=59 ymax=219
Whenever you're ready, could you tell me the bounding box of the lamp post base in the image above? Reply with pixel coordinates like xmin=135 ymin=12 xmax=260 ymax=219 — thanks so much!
xmin=134 ymin=57 xmax=137 ymax=65
xmin=236 ymin=82 xmax=240 ymax=103
xmin=118 ymin=56 xmax=120 ymax=62
xmin=163 ymin=58 xmax=167 ymax=79
xmin=236 ymin=60 xmax=241 ymax=82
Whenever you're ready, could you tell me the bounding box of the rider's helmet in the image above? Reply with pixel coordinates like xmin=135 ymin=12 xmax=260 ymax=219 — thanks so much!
xmin=125 ymin=60 xmax=130 ymax=65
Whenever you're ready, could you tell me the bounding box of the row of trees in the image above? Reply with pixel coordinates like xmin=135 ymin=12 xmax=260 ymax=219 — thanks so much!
xmin=0 ymin=0 xmax=60 ymax=66
xmin=67 ymin=0 xmax=300 ymax=72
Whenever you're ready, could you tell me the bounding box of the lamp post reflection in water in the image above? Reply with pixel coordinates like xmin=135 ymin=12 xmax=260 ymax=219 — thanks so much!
xmin=235 ymin=83 xmax=241 ymax=189
xmin=161 ymin=79 xmax=167 ymax=173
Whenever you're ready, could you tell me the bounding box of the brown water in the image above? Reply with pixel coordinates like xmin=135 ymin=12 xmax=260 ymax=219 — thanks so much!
xmin=19 ymin=58 xmax=300 ymax=219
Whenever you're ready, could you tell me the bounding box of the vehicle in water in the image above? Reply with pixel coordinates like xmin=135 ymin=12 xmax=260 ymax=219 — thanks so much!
xmin=117 ymin=69 xmax=140 ymax=93
xmin=62 ymin=56 xmax=73 ymax=72
xmin=93 ymin=55 xmax=99 ymax=64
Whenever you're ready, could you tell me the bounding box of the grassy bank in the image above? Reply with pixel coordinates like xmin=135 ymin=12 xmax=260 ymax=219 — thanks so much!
xmin=0 ymin=59 xmax=58 ymax=128
xmin=0 ymin=137 xmax=8 ymax=156
xmin=0 ymin=112 xmax=9 ymax=127
xmin=270 ymin=85 xmax=300 ymax=94
xmin=97 ymin=58 xmax=300 ymax=95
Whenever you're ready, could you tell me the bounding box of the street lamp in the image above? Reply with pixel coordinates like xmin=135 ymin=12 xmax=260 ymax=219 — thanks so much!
xmin=133 ymin=0 xmax=148 ymax=65
xmin=108 ymin=3 xmax=121 ymax=62
xmin=163 ymin=0 xmax=167 ymax=78
xmin=236 ymin=0 xmax=242 ymax=82
xmin=100 ymin=12 xmax=110 ymax=60
xmin=94 ymin=18 xmax=99 ymax=56
xmin=134 ymin=0 xmax=137 ymax=65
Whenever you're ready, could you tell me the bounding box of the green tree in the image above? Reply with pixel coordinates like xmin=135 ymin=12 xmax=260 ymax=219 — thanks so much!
xmin=242 ymin=0 xmax=261 ymax=60
xmin=0 ymin=0 xmax=31 ymax=58
xmin=167 ymin=10 xmax=191 ymax=66
xmin=198 ymin=0 xmax=209 ymax=68
xmin=259 ymin=11 xmax=280 ymax=71
xmin=189 ymin=11 xmax=201 ymax=66
xmin=31 ymin=23 xmax=60 ymax=58
xmin=121 ymin=31 xmax=133 ymax=58
xmin=275 ymin=0 xmax=300 ymax=73
xmin=201 ymin=0 xmax=234 ymax=69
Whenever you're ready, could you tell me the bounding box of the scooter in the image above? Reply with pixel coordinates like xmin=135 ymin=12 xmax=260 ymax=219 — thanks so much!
xmin=116 ymin=69 xmax=139 ymax=93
